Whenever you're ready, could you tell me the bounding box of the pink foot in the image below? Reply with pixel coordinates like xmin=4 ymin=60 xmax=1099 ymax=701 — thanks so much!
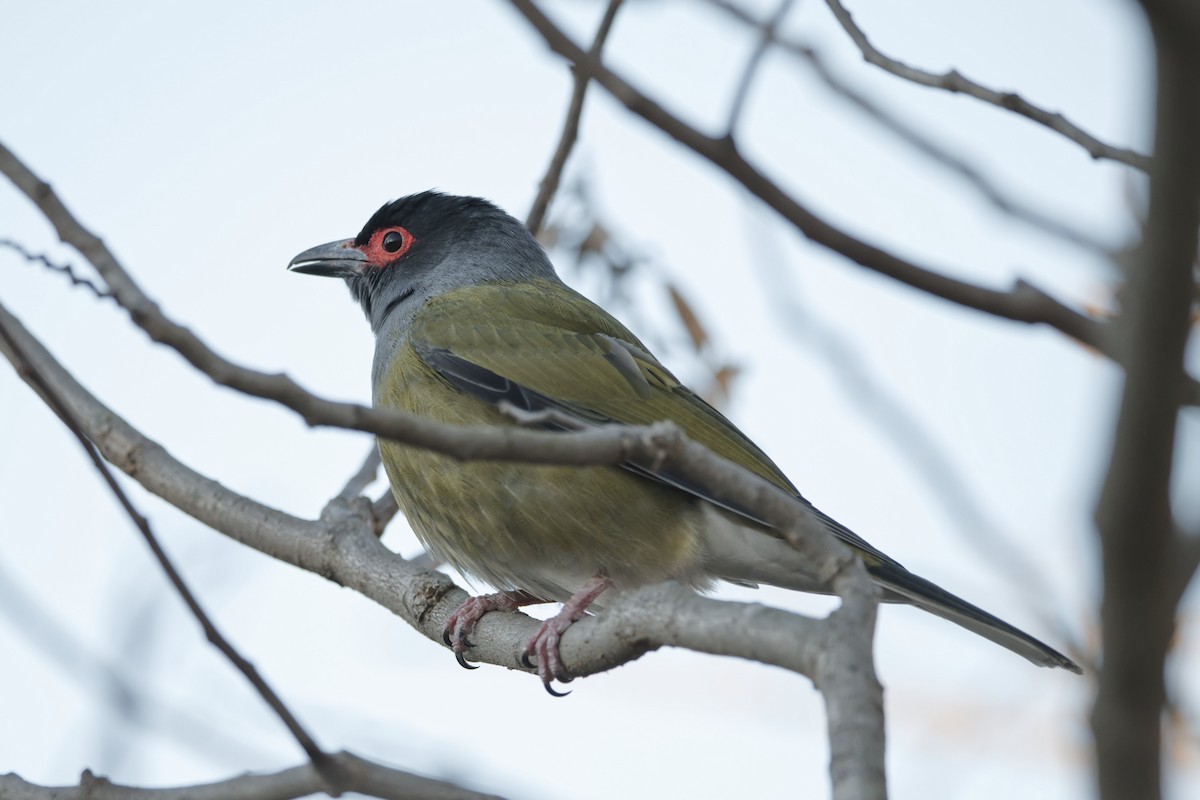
xmin=443 ymin=590 xmax=540 ymax=669
xmin=522 ymin=575 xmax=612 ymax=695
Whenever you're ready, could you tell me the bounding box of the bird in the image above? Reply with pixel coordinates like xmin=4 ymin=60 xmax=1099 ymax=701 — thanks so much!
xmin=289 ymin=190 xmax=1082 ymax=690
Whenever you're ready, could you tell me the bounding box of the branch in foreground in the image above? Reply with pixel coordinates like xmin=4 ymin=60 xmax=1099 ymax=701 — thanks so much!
xmin=0 ymin=140 xmax=684 ymax=464
xmin=823 ymin=0 xmax=1152 ymax=171
xmin=0 ymin=296 xmax=883 ymax=734
xmin=0 ymin=134 xmax=888 ymax=793
xmin=501 ymin=3 xmax=1108 ymax=347
xmin=0 ymin=302 xmax=890 ymax=799
xmin=0 ymin=139 xmax=868 ymax=551
xmin=0 ymin=138 xmax=801 ymax=465
xmin=525 ymin=0 xmax=624 ymax=235
xmin=0 ymin=312 xmax=342 ymax=791
xmin=0 ymin=751 xmax=504 ymax=800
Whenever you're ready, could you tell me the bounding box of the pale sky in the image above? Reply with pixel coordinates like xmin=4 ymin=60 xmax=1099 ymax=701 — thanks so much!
xmin=2 ymin=1 xmax=1196 ymax=798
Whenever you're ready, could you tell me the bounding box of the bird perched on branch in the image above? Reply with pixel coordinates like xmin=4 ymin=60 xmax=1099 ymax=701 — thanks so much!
xmin=289 ymin=191 xmax=1081 ymax=691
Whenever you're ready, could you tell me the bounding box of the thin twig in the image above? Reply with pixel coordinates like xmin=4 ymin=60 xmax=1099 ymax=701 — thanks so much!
xmin=0 ymin=238 xmax=112 ymax=298
xmin=823 ymin=0 xmax=1151 ymax=171
xmin=525 ymin=0 xmax=624 ymax=235
xmin=724 ymin=0 xmax=797 ymax=138
xmin=704 ymin=0 xmax=1109 ymax=254
xmin=0 ymin=315 xmax=344 ymax=791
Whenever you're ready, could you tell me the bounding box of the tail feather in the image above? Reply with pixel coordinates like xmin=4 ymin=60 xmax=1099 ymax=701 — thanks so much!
xmin=870 ymin=564 xmax=1082 ymax=674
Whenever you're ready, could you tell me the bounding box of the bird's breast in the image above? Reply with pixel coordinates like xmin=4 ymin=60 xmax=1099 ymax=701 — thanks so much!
xmin=373 ymin=342 xmax=710 ymax=601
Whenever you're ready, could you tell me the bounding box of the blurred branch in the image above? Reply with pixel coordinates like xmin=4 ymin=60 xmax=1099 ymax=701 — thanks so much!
xmin=503 ymin=5 xmax=1109 ymax=345
xmin=1091 ymin=6 xmax=1200 ymax=798
xmin=724 ymin=0 xmax=797 ymax=137
xmin=823 ymin=0 xmax=1152 ymax=171
xmin=0 ymin=312 xmax=343 ymax=790
xmin=704 ymin=0 xmax=1110 ymax=254
xmin=0 ymin=751 xmax=505 ymax=800
xmin=0 ymin=556 xmax=272 ymax=766
xmin=525 ymin=0 xmax=624 ymax=235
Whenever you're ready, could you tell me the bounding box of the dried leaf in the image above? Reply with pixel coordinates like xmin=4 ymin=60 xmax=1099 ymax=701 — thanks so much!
xmin=700 ymin=364 xmax=742 ymax=410
xmin=666 ymin=283 xmax=708 ymax=351
xmin=712 ymin=364 xmax=742 ymax=396
xmin=578 ymin=223 xmax=610 ymax=258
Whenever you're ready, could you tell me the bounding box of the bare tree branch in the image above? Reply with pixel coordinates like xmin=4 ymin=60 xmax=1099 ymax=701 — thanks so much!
xmin=822 ymin=0 xmax=1152 ymax=171
xmin=0 ymin=141 xmax=681 ymax=466
xmin=0 ymin=139 xmax=882 ymax=567
xmin=724 ymin=0 xmax=798 ymax=137
xmin=525 ymin=0 xmax=624 ymax=235
xmin=339 ymin=446 xmax=382 ymax=501
xmin=371 ymin=488 xmax=401 ymax=535
xmin=704 ymin=0 xmax=1110 ymax=254
xmin=0 ymin=751 xmax=505 ymax=800
xmin=501 ymin=4 xmax=1109 ymax=344
xmin=0 ymin=313 xmax=343 ymax=790
xmin=0 ymin=296 xmax=877 ymax=681
xmin=1091 ymin=5 xmax=1200 ymax=798
xmin=0 ymin=237 xmax=110 ymax=298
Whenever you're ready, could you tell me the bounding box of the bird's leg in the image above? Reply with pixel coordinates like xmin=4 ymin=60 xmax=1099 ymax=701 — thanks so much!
xmin=444 ymin=590 xmax=543 ymax=669
xmin=524 ymin=575 xmax=612 ymax=693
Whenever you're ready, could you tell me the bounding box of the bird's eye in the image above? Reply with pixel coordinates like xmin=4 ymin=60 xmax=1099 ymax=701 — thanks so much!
xmin=382 ymin=231 xmax=406 ymax=253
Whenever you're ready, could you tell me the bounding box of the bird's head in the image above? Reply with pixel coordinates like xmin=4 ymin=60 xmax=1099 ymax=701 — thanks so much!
xmin=289 ymin=191 xmax=557 ymax=331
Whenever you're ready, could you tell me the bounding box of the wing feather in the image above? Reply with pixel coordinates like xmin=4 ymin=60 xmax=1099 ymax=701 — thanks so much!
xmin=411 ymin=280 xmax=901 ymax=568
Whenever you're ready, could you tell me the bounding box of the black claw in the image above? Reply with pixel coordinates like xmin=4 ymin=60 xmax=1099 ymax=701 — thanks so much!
xmin=455 ymin=650 xmax=479 ymax=670
xmin=543 ymin=682 xmax=571 ymax=698
xmin=442 ymin=628 xmax=454 ymax=647
xmin=460 ymin=634 xmax=475 ymax=649
xmin=520 ymin=652 xmax=536 ymax=669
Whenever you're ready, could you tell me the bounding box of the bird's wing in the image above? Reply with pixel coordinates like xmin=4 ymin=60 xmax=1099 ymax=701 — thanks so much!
xmin=410 ymin=281 xmax=898 ymax=568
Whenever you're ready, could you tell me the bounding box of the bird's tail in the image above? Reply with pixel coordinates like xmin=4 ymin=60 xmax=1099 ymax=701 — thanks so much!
xmin=869 ymin=564 xmax=1082 ymax=674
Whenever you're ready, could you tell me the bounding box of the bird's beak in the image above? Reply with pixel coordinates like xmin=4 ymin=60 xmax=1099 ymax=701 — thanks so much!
xmin=288 ymin=238 xmax=369 ymax=278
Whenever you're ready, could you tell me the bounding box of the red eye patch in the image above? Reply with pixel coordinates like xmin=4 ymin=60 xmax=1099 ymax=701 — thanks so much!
xmin=360 ymin=225 xmax=416 ymax=265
